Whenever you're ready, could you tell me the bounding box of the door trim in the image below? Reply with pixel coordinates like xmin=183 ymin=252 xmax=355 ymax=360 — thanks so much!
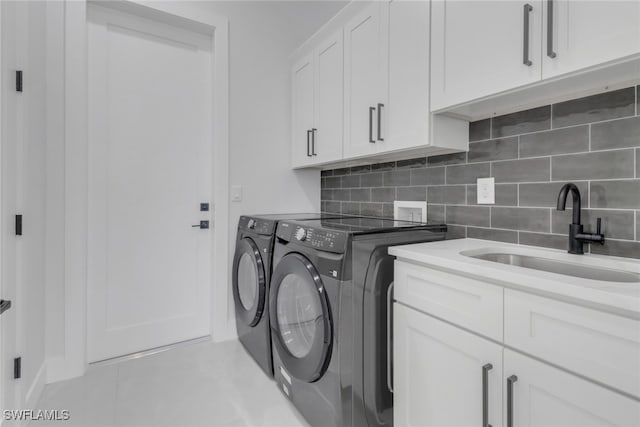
xmin=45 ymin=0 xmax=230 ymax=382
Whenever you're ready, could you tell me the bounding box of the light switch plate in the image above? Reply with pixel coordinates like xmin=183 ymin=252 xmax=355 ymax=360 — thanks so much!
xmin=231 ymin=185 xmax=243 ymax=202
xmin=477 ymin=177 xmax=495 ymax=204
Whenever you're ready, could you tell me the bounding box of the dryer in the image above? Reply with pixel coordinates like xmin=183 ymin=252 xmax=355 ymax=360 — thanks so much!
xmin=232 ymin=213 xmax=345 ymax=378
xmin=269 ymin=216 xmax=447 ymax=426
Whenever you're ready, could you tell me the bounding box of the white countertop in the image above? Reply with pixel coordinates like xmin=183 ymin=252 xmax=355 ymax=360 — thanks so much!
xmin=389 ymin=238 xmax=640 ymax=319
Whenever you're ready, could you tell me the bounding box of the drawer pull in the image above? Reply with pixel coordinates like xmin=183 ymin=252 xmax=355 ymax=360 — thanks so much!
xmin=507 ymin=374 xmax=518 ymax=427
xmin=482 ymin=363 xmax=493 ymax=427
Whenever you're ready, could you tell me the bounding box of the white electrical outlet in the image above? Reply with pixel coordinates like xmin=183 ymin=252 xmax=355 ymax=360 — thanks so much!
xmin=477 ymin=177 xmax=495 ymax=204
xmin=394 ymin=201 xmax=427 ymax=222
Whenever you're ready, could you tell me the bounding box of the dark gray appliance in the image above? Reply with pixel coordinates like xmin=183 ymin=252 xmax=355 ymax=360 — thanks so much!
xmin=269 ymin=216 xmax=447 ymax=426
xmin=232 ymin=213 xmax=346 ymax=378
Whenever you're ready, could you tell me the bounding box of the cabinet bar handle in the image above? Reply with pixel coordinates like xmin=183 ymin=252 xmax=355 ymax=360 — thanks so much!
xmin=377 ymin=103 xmax=384 ymax=141
xmin=547 ymin=0 xmax=557 ymax=58
xmin=369 ymin=107 xmax=376 ymax=143
xmin=482 ymin=364 xmax=493 ymax=427
xmin=311 ymin=128 xmax=317 ymax=156
xmin=523 ymin=4 xmax=533 ymax=66
xmin=306 ymin=130 xmax=312 ymax=157
xmin=507 ymin=375 xmax=518 ymax=427
xmin=386 ymin=282 xmax=395 ymax=393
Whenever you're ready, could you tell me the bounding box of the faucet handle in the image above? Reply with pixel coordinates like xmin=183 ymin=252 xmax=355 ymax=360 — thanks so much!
xmin=596 ymin=217 xmax=602 ymax=235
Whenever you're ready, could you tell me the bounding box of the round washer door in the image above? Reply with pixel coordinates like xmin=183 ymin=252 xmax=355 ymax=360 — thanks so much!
xmin=270 ymin=252 xmax=332 ymax=383
xmin=232 ymin=237 xmax=266 ymax=327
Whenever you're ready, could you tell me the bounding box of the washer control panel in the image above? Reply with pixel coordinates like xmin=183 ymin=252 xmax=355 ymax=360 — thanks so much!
xmin=240 ymin=216 xmax=275 ymax=235
xmin=292 ymin=226 xmax=345 ymax=252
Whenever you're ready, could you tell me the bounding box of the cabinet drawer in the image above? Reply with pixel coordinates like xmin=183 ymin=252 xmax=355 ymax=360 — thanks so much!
xmin=505 ymin=289 xmax=640 ymax=398
xmin=394 ymin=261 xmax=503 ymax=341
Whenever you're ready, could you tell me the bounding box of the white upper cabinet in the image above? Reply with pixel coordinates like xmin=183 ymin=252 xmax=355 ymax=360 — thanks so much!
xmin=431 ymin=1 xmax=543 ymax=111
xmin=432 ymin=0 xmax=640 ymax=112
xmin=386 ymin=0 xmax=430 ymax=151
xmin=291 ymin=54 xmax=316 ymax=168
xmin=542 ymin=0 xmax=640 ymax=79
xmin=291 ymin=31 xmax=344 ymax=168
xmin=314 ymin=31 xmax=344 ymax=164
xmin=504 ymin=349 xmax=640 ymax=427
xmin=343 ymin=1 xmax=389 ymax=159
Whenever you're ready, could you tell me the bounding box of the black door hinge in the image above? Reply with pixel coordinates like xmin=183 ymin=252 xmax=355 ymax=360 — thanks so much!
xmin=15 ymin=215 xmax=22 ymax=236
xmin=16 ymin=70 xmax=23 ymax=92
xmin=14 ymin=357 xmax=21 ymax=379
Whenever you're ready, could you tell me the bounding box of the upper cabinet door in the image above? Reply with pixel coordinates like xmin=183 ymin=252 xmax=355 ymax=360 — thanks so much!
xmin=504 ymin=349 xmax=640 ymax=427
xmin=343 ymin=1 xmax=389 ymax=159
xmin=291 ymin=54 xmax=315 ymax=168
xmin=431 ymin=1 xmax=542 ymax=111
xmin=542 ymin=0 xmax=640 ymax=79
xmin=313 ymin=30 xmax=344 ymax=164
xmin=386 ymin=0 xmax=430 ymax=151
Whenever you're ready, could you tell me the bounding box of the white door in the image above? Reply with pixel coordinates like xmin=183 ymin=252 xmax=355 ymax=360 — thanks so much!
xmin=87 ymin=5 xmax=212 ymax=362
xmin=387 ymin=0 xmax=430 ymax=152
xmin=542 ymin=0 xmax=640 ymax=78
xmin=343 ymin=1 xmax=389 ymax=159
xmin=291 ymin=54 xmax=315 ymax=168
xmin=313 ymin=29 xmax=343 ymax=165
xmin=431 ymin=1 xmax=542 ymax=111
xmin=394 ymin=305 xmax=503 ymax=427
xmin=504 ymin=349 xmax=640 ymax=426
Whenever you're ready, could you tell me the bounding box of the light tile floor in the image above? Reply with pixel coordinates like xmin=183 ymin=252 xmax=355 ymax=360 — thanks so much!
xmin=31 ymin=340 xmax=309 ymax=427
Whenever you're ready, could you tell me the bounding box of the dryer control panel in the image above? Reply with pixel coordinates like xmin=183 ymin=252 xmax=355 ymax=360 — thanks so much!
xmin=277 ymin=222 xmax=347 ymax=253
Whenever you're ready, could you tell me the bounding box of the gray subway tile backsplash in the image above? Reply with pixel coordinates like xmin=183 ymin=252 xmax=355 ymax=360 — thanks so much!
xmin=519 ymin=125 xmax=589 ymax=158
xmin=551 ymin=149 xmax=634 ymax=181
xmin=397 ymin=186 xmax=427 ymax=201
xmin=446 ymin=205 xmax=490 ymax=227
xmin=469 ymin=119 xmax=491 ymax=142
xmin=467 ymin=227 xmax=518 ymax=244
xmin=552 ymin=209 xmax=635 ymax=240
xmin=552 ymin=87 xmax=635 ymax=128
xmin=446 ymin=162 xmax=490 ymax=184
xmin=492 ymin=105 xmax=551 ymax=137
xmin=590 ymin=116 xmax=640 ymax=151
xmin=411 ymin=167 xmax=445 ymax=185
xmin=383 ymin=170 xmax=410 ymax=186
xmin=492 ymin=157 xmax=550 ymax=183
xmin=341 ymin=174 xmax=361 ymax=188
xmin=491 ymin=207 xmax=550 ymax=233
xmin=519 ymin=181 xmax=588 ymax=208
xmin=518 ymin=232 xmax=567 ymax=250
xmin=320 ymin=85 xmax=640 ymax=259
xmin=468 ymin=137 xmax=518 ymax=163
xmin=427 ymin=152 xmax=467 ymax=167
xmin=590 ymin=180 xmax=640 ymax=209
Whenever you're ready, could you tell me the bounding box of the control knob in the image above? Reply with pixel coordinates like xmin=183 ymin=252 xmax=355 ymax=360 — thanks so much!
xmin=295 ymin=228 xmax=307 ymax=241
xmin=247 ymin=219 xmax=256 ymax=229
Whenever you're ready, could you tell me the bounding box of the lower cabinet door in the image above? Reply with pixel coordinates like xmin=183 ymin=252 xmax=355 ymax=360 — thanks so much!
xmin=504 ymin=349 xmax=640 ymax=427
xmin=394 ymin=304 xmax=503 ymax=427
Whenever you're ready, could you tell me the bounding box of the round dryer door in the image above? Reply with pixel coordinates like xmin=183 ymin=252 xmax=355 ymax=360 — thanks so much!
xmin=232 ymin=237 xmax=266 ymax=327
xmin=270 ymin=253 xmax=332 ymax=383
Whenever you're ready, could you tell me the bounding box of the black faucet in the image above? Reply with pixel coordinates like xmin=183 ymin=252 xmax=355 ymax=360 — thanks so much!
xmin=556 ymin=183 xmax=605 ymax=254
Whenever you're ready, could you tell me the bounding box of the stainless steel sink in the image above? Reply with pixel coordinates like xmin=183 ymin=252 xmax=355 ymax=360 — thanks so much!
xmin=466 ymin=252 xmax=640 ymax=283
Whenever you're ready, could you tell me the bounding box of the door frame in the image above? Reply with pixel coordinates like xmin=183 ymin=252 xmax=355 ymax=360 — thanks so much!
xmin=46 ymin=0 xmax=230 ymax=382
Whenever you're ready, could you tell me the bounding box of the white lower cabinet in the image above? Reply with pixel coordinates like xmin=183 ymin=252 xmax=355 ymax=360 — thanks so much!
xmin=504 ymin=349 xmax=640 ymax=427
xmin=394 ymin=263 xmax=640 ymax=426
xmin=394 ymin=304 xmax=503 ymax=427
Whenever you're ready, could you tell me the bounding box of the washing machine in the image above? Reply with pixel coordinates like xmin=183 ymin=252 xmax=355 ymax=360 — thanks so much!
xmin=232 ymin=213 xmax=346 ymax=378
xmin=269 ymin=216 xmax=447 ymax=427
